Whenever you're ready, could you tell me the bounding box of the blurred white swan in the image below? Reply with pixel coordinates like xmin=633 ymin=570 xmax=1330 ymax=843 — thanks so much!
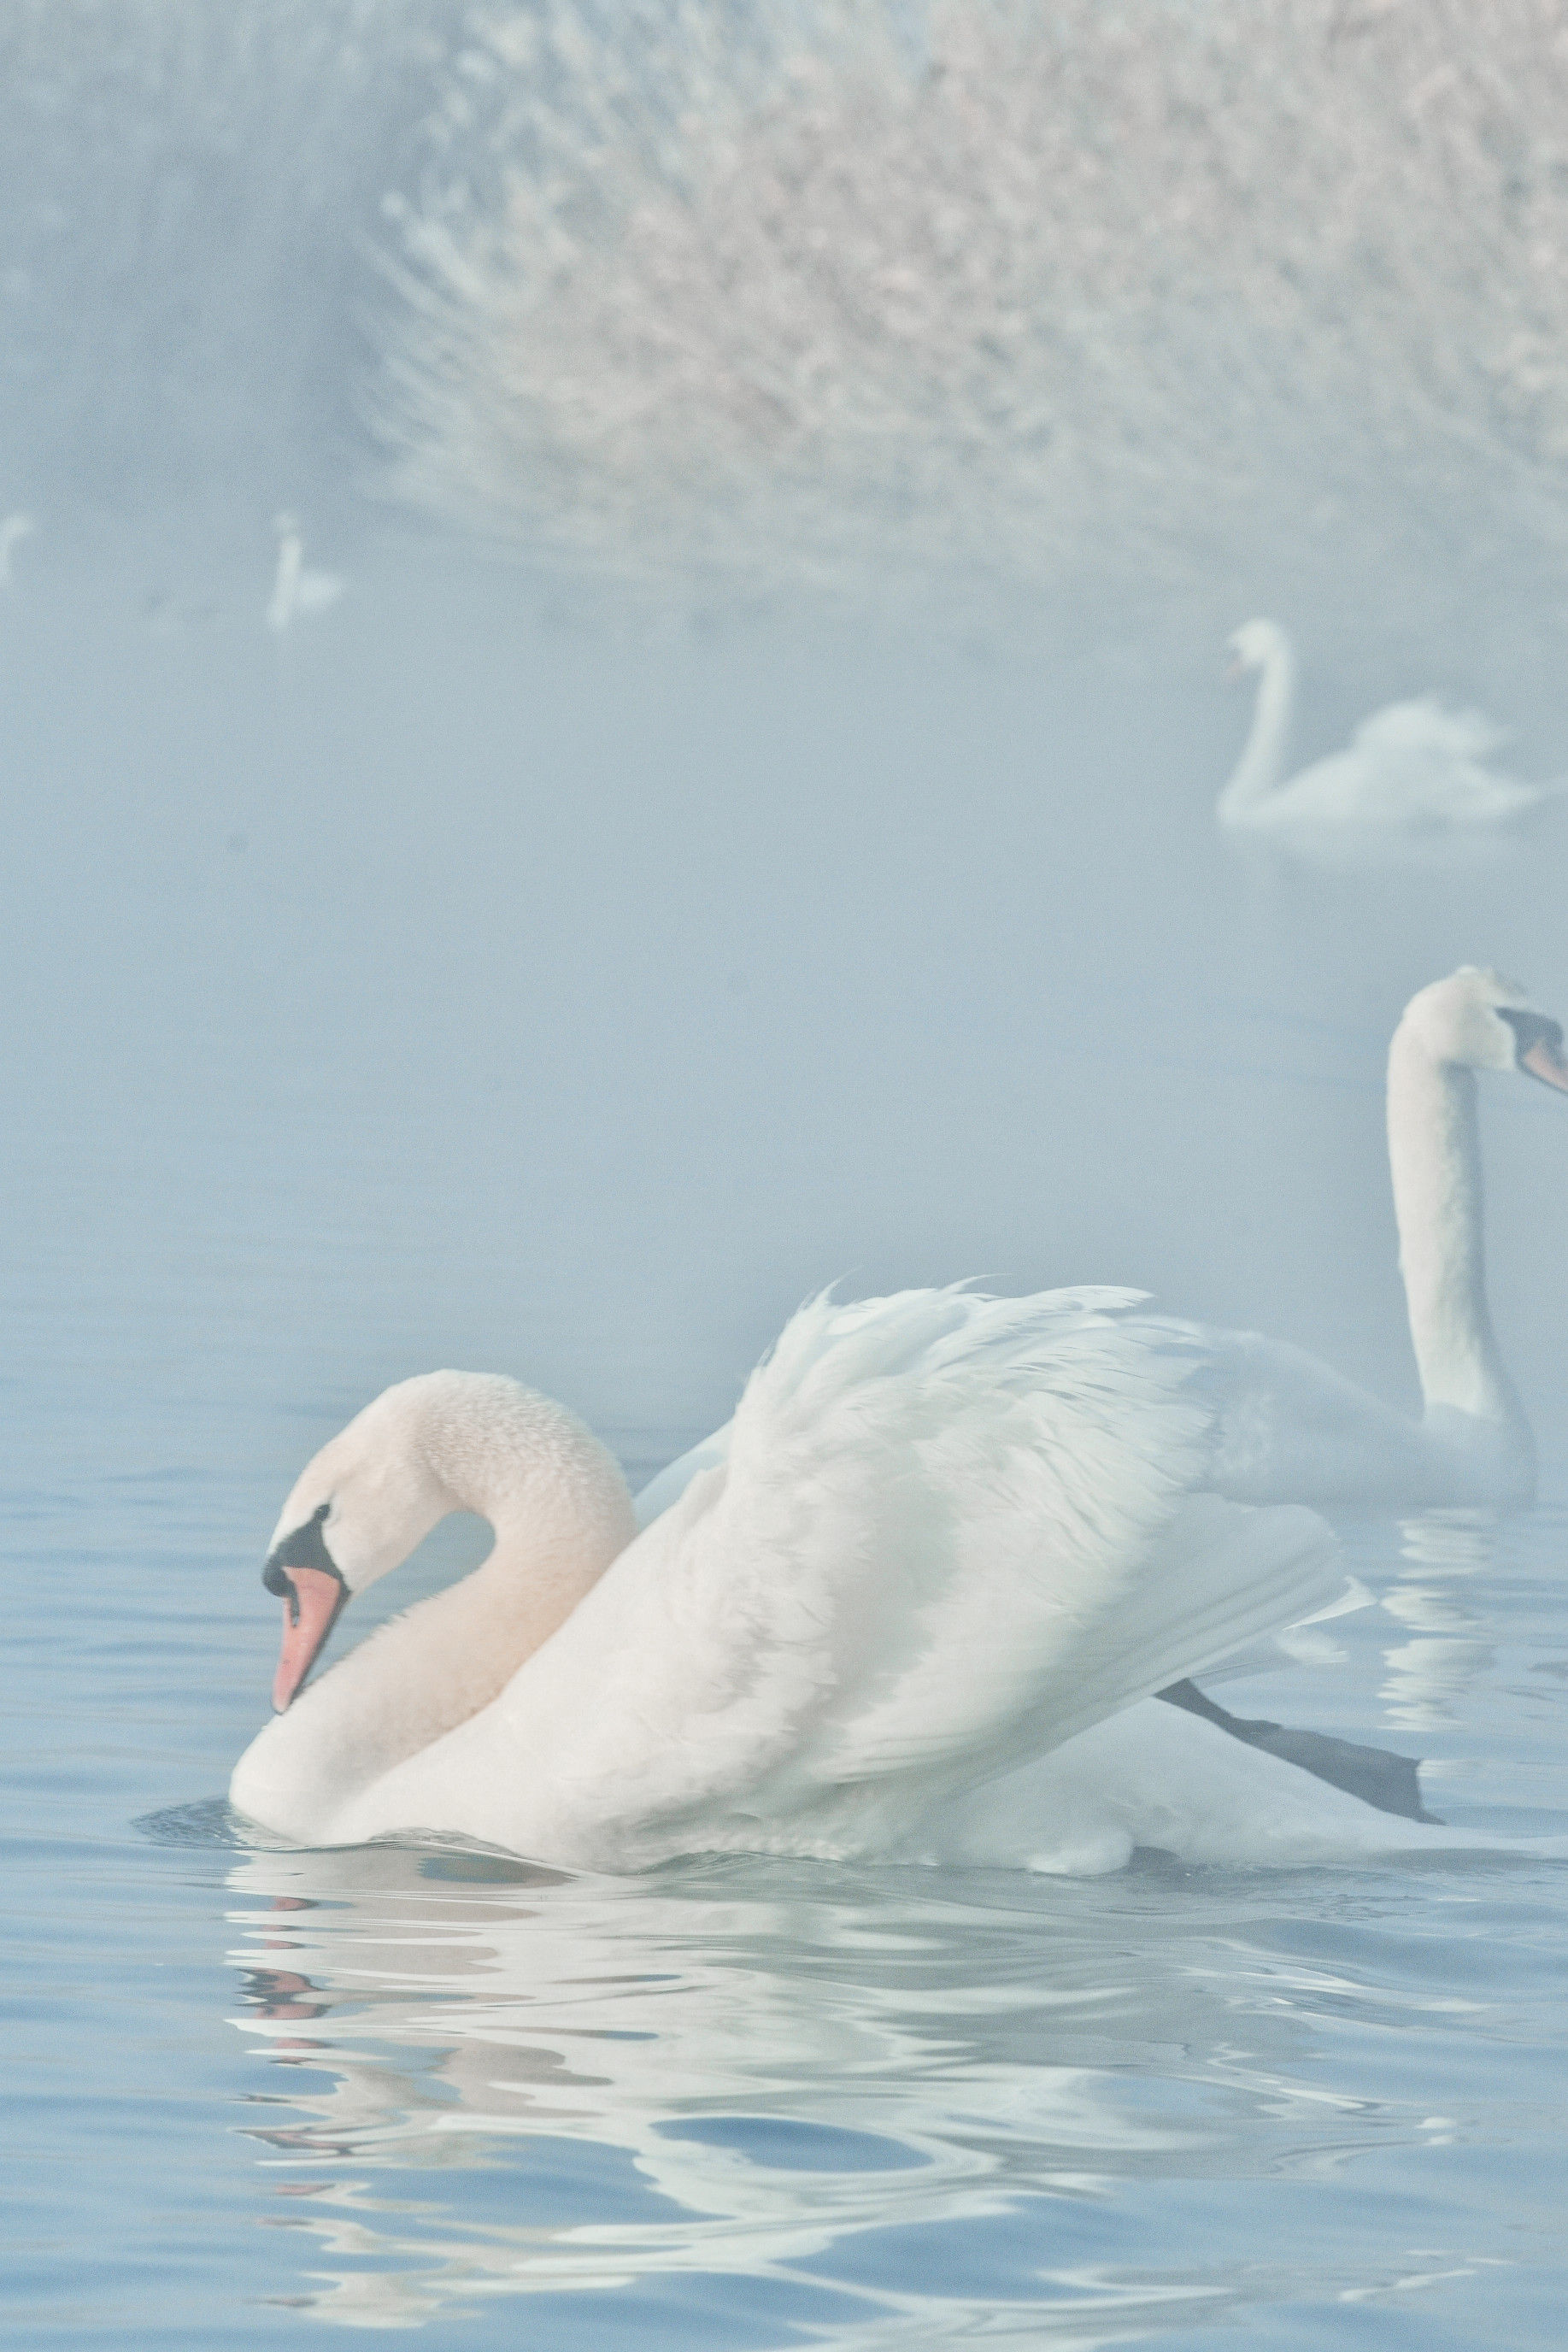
xmin=266 ymin=510 xmax=344 ymax=632
xmin=233 ymin=1285 xmax=1358 ymax=1867
xmin=644 ymin=971 xmax=1568 ymax=1525
xmin=1219 ymin=620 xmax=1566 ymax=832
xmin=0 ymin=513 xmax=34 ymax=588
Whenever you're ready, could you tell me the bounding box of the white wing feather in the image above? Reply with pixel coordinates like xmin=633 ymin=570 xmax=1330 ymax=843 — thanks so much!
xmin=504 ymin=1287 xmax=1340 ymax=1861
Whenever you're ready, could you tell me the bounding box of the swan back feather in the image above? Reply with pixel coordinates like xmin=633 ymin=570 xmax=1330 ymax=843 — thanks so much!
xmin=1349 ymin=696 xmax=1509 ymax=763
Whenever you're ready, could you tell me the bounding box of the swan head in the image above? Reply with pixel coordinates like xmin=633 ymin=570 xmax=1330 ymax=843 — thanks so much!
xmin=1399 ymin=966 xmax=1568 ymax=1092
xmin=261 ymin=1376 xmax=459 ymax=1712
xmin=1224 ymin=618 xmax=1292 ymax=681
xmin=259 ymin=1371 xmax=635 ymax=1714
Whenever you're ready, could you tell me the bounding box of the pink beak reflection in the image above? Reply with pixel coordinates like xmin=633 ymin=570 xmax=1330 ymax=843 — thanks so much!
xmin=273 ymin=1567 xmax=348 ymax=1713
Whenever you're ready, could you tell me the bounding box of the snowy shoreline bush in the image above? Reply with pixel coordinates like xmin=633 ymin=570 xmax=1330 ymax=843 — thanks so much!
xmin=381 ymin=0 xmax=1568 ymax=621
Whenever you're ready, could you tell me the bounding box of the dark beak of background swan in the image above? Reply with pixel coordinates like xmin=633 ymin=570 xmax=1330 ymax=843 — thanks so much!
xmin=1500 ymin=1009 xmax=1568 ymax=1095
xmin=261 ymin=1503 xmax=348 ymax=1712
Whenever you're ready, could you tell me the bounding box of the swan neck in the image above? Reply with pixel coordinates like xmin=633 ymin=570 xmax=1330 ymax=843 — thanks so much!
xmin=1387 ymin=1023 xmax=1520 ymax=1429
xmin=392 ymin=1394 xmax=638 ymax=1701
xmin=235 ymin=1389 xmax=637 ymax=1829
xmin=1219 ymin=642 xmax=1295 ymax=814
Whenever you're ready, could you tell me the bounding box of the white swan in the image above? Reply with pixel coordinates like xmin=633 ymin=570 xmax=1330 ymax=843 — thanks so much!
xmin=644 ymin=970 xmax=1567 ymax=1521
xmin=1200 ymin=965 xmax=1565 ymax=1507
xmin=1219 ymin=619 xmax=1566 ymax=832
xmin=0 ymin=512 xmax=34 ymax=589
xmin=266 ymin=510 xmax=344 ymax=633
xmin=233 ymin=1286 xmax=1359 ymax=1867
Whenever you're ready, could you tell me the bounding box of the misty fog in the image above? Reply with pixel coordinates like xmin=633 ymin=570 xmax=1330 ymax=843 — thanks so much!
xmin=6 ymin=6 xmax=1568 ymax=2346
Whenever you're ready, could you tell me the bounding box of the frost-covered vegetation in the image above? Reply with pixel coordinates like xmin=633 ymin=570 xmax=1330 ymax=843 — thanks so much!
xmin=6 ymin=3 xmax=1568 ymax=626
xmin=0 ymin=0 xmax=461 ymax=506
xmin=382 ymin=0 xmax=1568 ymax=618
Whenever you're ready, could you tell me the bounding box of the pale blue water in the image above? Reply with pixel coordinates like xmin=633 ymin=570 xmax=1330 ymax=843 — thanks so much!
xmin=4 ymin=536 xmax=1568 ymax=2347
xmin=7 ymin=3 xmax=1568 ymax=2337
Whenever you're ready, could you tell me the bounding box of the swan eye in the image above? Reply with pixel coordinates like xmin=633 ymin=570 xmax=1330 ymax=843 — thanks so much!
xmin=1497 ymin=1008 xmax=1563 ymax=1067
xmin=261 ymin=1501 xmax=342 ymax=1596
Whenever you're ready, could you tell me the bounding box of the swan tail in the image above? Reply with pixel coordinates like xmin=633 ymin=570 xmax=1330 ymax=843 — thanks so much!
xmin=925 ymin=1700 xmax=1568 ymax=1873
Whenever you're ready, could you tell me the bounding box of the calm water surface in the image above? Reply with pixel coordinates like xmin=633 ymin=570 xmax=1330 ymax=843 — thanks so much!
xmin=5 ymin=544 xmax=1568 ymax=2346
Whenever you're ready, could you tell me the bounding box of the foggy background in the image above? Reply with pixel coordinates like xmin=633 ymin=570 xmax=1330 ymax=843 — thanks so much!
xmin=4 ymin=0 xmax=1565 ymax=1538
xmin=7 ymin=11 xmax=1568 ymax=2343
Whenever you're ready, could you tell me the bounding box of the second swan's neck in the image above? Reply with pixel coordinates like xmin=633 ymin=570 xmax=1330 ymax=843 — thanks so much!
xmin=1219 ymin=637 xmax=1296 ymax=816
xmin=1386 ymin=1021 xmax=1526 ymax=1444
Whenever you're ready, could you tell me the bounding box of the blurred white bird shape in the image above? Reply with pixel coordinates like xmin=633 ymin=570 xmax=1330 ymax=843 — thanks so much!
xmin=0 ymin=513 xmax=35 ymax=588
xmin=1219 ymin=619 xmax=1566 ymax=832
xmin=267 ymin=511 xmax=344 ymax=633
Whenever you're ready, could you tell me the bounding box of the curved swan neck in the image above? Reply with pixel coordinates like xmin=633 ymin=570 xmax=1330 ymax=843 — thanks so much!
xmin=233 ymin=1381 xmax=637 ymax=1829
xmin=1386 ymin=1021 xmax=1522 ymax=1431
xmin=413 ymin=1377 xmax=634 ymax=1565
xmin=369 ymin=1380 xmax=638 ymax=1703
xmin=1219 ymin=636 xmax=1295 ymax=815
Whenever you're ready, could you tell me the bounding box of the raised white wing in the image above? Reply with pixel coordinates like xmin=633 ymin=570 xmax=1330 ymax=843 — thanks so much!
xmin=528 ymin=1287 xmax=1340 ymax=1854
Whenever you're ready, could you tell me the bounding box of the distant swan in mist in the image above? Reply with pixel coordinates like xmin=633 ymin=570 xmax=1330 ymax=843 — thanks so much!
xmin=643 ymin=970 xmax=1567 ymax=1526
xmin=0 ymin=514 xmax=34 ymax=588
xmin=267 ymin=511 xmax=344 ymax=633
xmin=1219 ymin=620 xmax=1566 ymax=832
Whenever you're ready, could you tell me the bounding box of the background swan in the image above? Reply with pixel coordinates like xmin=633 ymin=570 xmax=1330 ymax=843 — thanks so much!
xmin=1197 ymin=966 xmax=1566 ymax=1506
xmin=643 ymin=970 xmax=1568 ymax=1521
xmin=266 ymin=509 xmax=344 ymax=633
xmin=232 ymin=1286 xmax=1352 ymax=1867
xmin=1219 ymin=620 xmax=1566 ymax=832
xmin=0 ymin=512 xmax=34 ymax=589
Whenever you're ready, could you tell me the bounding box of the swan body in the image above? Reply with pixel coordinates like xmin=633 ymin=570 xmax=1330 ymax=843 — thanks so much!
xmin=647 ymin=973 xmax=1566 ymax=1519
xmin=267 ymin=510 xmax=344 ymax=632
xmin=918 ymin=1697 xmax=1543 ymax=1873
xmin=1219 ymin=620 xmax=1566 ymax=832
xmin=233 ymin=1286 xmax=1361 ymax=1867
xmin=0 ymin=512 xmax=34 ymax=588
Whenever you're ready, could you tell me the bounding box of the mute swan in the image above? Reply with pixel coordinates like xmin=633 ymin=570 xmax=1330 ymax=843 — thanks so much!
xmin=0 ymin=513 xmax=34 ymax=588
xmin=232 ymin=1286 xmax=1568 ymax=1873
xmin=233 ymin=1286 xmax=1360 ymax=1867
xmin=1199 ymin=965 xmax=1565 ymax=1507
xmin=1219 ymin=620 xmax=1566 ymax=832
xmin=643 ymin=970 xmax=1567 ymax=1520
xmin=266 ymin=511 xmax=344 ymax=633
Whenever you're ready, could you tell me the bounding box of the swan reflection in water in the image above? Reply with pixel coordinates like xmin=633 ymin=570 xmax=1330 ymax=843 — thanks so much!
xmin=224 ymin=1840 xmax=1470 ymax=2334
xmin=1381 ymin=1512 xmax=1498 ymax=1734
